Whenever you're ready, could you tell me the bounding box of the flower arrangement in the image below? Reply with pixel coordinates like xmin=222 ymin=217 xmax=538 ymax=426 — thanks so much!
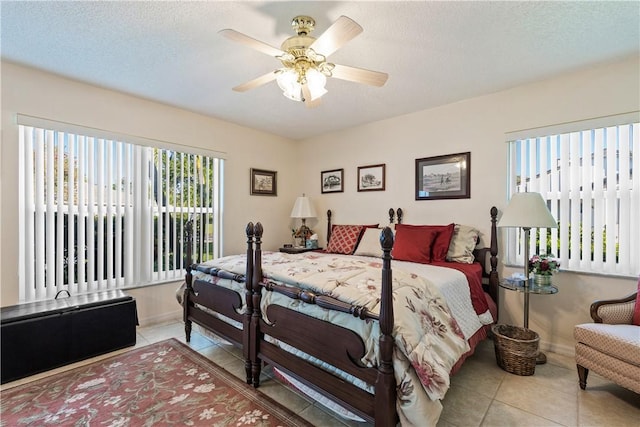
xmin=529 ymin=254 xmax=560 ymax=276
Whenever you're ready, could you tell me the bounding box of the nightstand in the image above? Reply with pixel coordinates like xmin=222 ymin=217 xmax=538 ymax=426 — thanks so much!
xmin=499 ymin=278 xmax=558 ymax=364
xmin=279 ymin=247 xmax=322 ymax=254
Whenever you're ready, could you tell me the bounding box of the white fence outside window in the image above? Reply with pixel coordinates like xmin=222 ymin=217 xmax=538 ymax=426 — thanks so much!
xmin=18 ymin=117 xmax=224 ymax=303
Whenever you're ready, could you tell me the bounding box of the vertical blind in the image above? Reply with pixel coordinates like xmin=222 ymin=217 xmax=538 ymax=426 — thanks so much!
xmin=18 ymin=118 xmax=224 ymax=302
xmin=505 ymin=119 xmax=639 ymax=277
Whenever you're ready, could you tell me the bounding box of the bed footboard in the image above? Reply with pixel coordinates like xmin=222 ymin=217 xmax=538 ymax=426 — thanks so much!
xmin=259 ymin=306 xmax=378 ymax=418
xmin=248 ymin=223 xmax=397 ymax=426
xmin=182 ymin=220 xmax=256 ymax=384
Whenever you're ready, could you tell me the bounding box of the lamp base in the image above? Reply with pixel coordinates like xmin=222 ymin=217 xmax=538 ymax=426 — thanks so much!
xmin=536 ymin=352 xmax=547 ymax=365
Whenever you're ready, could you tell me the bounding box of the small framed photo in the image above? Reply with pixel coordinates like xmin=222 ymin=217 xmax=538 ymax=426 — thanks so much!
xmin=321 ymin=168 xmax=344 ymax=193
xmin=415 ymin=152 xmax=470 ymax=200
xmin=250 ymin=168 xmax=277 ymax=196
xmin=357 ymin=164 xmax=385 ymax=192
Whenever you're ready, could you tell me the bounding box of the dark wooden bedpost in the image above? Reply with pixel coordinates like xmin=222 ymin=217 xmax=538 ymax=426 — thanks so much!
xmin=489 ymin=206 xmax=499 ymax=315
xmin=376 ymin=227 xmax=397 ymax=427
xmin=251 ymin=222 xmax=264 ymax=387
xmin=327 ymin=209 xmax=333 ymax=243
xmin=183 ymin=219 xmax=194 ymax=342
xmin=243 ymin=222 xmax=255 ymax=384
xmin=388 ymin=208 xmax=395 ymax=224
xmin=396 ymin=208 xmax=403 ymax=224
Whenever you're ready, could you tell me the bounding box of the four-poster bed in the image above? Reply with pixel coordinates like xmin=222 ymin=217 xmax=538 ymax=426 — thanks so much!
xmin=179 ymin=207 xmax=499 ymax=426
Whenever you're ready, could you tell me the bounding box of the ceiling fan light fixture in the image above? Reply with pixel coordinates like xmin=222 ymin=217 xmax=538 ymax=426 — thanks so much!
xmin=305 ymin=68 xmax=328 ymax=100
xmin=223 ymin=15 xmax=388 ymax=105
xmin=276 ymin=69 xmax=302 ymax=101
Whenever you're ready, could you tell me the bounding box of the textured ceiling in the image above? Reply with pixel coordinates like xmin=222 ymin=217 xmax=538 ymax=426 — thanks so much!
xmin=2 ymin=1 xmax=639 ymax=141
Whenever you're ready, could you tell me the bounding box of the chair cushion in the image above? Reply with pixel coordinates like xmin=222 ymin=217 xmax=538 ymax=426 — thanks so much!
xmin=575 ymin=343 xmax=640 ymax=394
xmin=574 ymin=323 xmax=640 ymax=366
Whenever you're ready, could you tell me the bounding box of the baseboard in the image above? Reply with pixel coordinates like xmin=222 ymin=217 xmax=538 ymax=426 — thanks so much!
xmin=137 ymin=310 xmax=182 ymax=328
xmin=539 ymin=339 xmax=575 ymax=358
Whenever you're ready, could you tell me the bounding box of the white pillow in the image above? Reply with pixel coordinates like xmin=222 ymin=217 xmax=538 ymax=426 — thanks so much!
xmin=353 ymin=227 xmax=385 ymax=258
xmin=446 ymin=224 xmax=480 ymax=264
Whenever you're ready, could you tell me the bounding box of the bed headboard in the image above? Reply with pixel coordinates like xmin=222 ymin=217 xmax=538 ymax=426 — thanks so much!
xmin=326 ymin=208 xmax=403 ymax=243
xmin=323 ymin=207 xmax=499 ymax=303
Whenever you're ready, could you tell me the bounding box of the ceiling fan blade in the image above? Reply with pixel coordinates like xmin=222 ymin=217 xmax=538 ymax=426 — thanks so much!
xmin=219 ymin=29 xmax=285 ymax=57
xmin=301 ymin=84 xmax=322 ymax=108
xmin=330 ymin=64 xmax=388 ymax=87
xmin=232 ymin=71 xmax=277 ymax=92
xmin=310 ymin=16 xmax=363 ymax=57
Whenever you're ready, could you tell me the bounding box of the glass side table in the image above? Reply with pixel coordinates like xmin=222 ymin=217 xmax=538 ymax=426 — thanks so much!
xmin=499 ymin=278 xmax=558 ymax=364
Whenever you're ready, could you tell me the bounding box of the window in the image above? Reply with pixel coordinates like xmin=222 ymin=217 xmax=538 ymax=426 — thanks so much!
xmin=505 ymin=115 xmax=639 ymax=277
xmin=18 ymin=116 xmax=224 ymax=302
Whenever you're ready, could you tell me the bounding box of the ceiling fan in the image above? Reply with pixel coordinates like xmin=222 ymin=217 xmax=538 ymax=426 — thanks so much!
xmin=220 ymin=15 xmax=388 ymax=107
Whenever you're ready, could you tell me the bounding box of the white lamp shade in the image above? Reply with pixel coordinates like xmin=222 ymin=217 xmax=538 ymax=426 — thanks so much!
xmin=306 ymin=68 xmax=328 ymax=101
xmin=276 ymin=69 xmax=302 ymax=102
xmin=290 ymin=195 xmax=317 ymax=219
xmin=498 ymin=192 xmax=557 ymax=229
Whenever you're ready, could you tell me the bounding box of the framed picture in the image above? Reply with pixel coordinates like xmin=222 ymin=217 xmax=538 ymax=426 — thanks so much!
xmin=250 ymin=168 xmax=277 ymax=196
xmin=321 ymin=168 xmax=344 ymax=193
xmin=415 ymin=152 xmax=470 ymax=200
xmin=357 ymin=164 xmax=385 ymax=192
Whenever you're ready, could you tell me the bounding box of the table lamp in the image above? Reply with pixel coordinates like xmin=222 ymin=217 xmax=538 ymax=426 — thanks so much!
xmin=290 ymin=194 xmax=316 ymax=248
xmin=498 ymin=191 xmax=558 ymax=328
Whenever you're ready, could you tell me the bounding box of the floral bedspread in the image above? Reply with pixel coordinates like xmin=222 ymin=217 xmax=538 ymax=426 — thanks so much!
xmin=193 ymin=251 xmax=474 ymax=426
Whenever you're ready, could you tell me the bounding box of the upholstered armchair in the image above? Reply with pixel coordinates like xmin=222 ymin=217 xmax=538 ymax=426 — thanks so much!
xmin=574 ymin=291 xmax=640 ymax=393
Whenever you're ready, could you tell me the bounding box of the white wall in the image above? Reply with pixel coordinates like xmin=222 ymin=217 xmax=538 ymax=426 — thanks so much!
xmin=298 ymin=55 xmax=640 ymax=355
xmin=0 ymin=62 xmax=300 ymax=324
xmin=2 ymin=57 xmax=638 ymax=352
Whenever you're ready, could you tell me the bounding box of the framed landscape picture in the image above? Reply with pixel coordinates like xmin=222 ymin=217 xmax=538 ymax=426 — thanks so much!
xmin=321 ymin=168 xmax=344 ymax=193
xmin=250 ymin=168 xmax=277 ymax=196
xmin=357 ymin=164 xmax=385 ymax=192
xmin=415 ymin=152 xmax=470 ymax=200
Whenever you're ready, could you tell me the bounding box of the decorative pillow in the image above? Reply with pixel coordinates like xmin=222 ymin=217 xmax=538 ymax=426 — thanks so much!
xmin=431 ymin=223 xmax=456 ymax=262
xmin=353 ymin=227 xmax=385 ymax=258
xmin=326 ymin=225 xmax=365 ymax=255
xmin=446 ymin=224 xmax=480 ymax=264
xmin=633 ymin=276 xmax=640 ymax=326
xmin=392 ymin=224 xmax=440 ymax=264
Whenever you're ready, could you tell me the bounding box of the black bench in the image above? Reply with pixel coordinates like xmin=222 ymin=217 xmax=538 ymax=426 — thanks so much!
xmin=1 ymin=290 xmax=137 ymax=384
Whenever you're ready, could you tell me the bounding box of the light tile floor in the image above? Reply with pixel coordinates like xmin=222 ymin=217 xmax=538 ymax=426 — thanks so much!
xmin=3 ymin=321 xmax=639 ymax=426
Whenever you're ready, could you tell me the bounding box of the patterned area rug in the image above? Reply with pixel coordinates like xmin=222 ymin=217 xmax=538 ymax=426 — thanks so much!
xmin=0 ymin=339 xmax=313 ymax=426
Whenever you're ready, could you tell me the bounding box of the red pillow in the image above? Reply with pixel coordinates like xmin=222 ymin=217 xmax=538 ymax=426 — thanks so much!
xmin=633 ymin=276 xmax=640 ymax=326
xmin=431 ymin=223 xmax=455 ymax=262
xmin=393 ymin=224 xmax=440 ymax=264
xmin=327 ymin=225 xmax=365 ymax=254
xmin=393 ymin=224 xmax=454 ymax=262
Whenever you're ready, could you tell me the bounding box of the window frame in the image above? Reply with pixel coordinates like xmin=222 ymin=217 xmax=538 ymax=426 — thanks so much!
xmin=504 ymin=113 xmax=639 ymax=278
xmin=18 ymin=115 xmax=225 ymax=302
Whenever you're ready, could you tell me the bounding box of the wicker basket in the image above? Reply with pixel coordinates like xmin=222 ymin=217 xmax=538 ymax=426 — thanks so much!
xmin=492 ymin=324 xmax=539 ymax=376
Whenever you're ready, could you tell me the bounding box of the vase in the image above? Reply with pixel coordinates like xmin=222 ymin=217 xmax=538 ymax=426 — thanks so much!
xmin=533 ymin=273 xmax=552 ymax=286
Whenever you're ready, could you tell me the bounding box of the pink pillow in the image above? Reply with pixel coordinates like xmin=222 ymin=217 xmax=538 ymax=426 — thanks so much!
xmin=392 ymin=224 xmax=440 ymax=264
xmin=633 ymin=276 xmax=640 ymax=326
xmin=326 ymin=225 xmax=365 ymax=254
